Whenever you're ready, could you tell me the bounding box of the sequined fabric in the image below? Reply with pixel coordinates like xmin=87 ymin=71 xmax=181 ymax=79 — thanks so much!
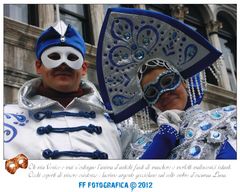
xmin=169 ymin=105 xmax=236 ymax=159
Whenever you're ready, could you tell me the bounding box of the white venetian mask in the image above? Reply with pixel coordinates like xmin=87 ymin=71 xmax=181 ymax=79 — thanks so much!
xmin=41 ymin=46 xmax=84 ymax=70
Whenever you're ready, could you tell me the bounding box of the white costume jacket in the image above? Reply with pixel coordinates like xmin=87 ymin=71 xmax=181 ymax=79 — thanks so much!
xmin=4 ymin=78 xmax=139 ymax=160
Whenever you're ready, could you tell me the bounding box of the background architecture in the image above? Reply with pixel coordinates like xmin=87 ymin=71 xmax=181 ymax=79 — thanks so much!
xmin=4 ymin=4 xmax=236 ymax=111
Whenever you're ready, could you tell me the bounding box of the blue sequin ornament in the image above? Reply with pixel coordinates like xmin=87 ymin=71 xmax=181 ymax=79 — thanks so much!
xmin=189 ymin=145 xmax=201 ymax=156
xmin=211 ymin=111 xmax=223 ymax=120
xmin=199 ymin=121 xmax=212 ymax=131
xmin=134 ymin=50 xmax=145 ymax=60
xmin=223 ymin=106 xmax=235 ymax=112
xmin=136 ymin=137 xmax=145 ymax=145
xmin=185 ymin=129 xmax=195 ymax=139
xmin=123 ymin=32 xmax=131 ymax=40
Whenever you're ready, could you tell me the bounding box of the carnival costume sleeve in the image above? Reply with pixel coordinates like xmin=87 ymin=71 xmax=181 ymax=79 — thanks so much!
xmin=216 ymin=139 xmax=236 ymax=159
xmin=140 ymin=110 xmax=183 ymax=159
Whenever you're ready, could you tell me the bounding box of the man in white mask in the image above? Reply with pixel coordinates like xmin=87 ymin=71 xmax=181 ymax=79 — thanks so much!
xmin=4 ymin=21 xmax=127 ymax=160
xmin=5 ymin=19 xmax=171 ymax=161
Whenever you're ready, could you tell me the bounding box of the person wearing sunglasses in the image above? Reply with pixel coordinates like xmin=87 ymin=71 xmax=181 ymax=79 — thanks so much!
xmin=96 ymin=8 xmax=236 ymax=159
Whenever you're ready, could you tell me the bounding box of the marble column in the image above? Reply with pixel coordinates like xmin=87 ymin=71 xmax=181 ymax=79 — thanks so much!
xmin=134 ymin=4 xmax=146 ymax=9
xmin=38 ymin=5 xmax=55 ymax=29
xmin=89 ymin=5 xmax=105 ymax=45
xmin=206 ymin=20 xmax=231 ymax=90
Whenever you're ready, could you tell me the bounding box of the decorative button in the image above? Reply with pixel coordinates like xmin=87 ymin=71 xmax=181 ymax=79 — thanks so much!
xmin=92 ymin=150 xmax=108 ymax=159
xmin=37 ymin=125 xmax=52 ymax=135
xmin=211 ymin=131 xmax=221 ymax=139
xmin=60 ymin=36 xmax=65 ymax=42
xmin=207 ymin=130 xmax=225 ymax=143
xmin=213 ymin=132 xmax=220 ymax=138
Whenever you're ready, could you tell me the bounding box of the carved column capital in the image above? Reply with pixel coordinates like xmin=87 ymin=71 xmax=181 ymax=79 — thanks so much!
xmin=206 ymin=20 xmax=223 ymax=35
xmin=134 ymin=4 xmax=146 ymax=9
xmin=170 ymin=5 xmax=189 ymax=21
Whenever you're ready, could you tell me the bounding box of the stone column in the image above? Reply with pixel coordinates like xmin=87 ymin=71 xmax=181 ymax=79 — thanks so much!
xmin=38 ymin=5 xmax=55 ymax=29
xmin=89 ymin=5 xmax=105 ymax=45
xmin=134 ymin=4 xmax=146 ymax=9
xmin=206 ymin=20 xmax=231 ymax=90
xmin=170 ymin=4 xmax=189 ymax=21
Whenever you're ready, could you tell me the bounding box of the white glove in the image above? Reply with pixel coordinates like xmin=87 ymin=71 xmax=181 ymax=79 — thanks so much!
xmin=156 ymin=109 xmax=185 ymax=132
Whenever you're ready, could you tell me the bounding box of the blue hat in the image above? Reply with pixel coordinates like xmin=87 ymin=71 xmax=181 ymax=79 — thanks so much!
xmin=96 ymin=8 xmax=221 ymax=123
xmin=35 ymin=20 xmax=86 ymax=59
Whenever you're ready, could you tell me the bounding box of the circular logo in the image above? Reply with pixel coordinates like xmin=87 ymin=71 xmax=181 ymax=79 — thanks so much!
xmin=130 ymin=182 xmax=137 ymax=191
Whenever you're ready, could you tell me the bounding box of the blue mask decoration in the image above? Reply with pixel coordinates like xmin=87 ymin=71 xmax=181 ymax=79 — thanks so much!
xmin=143 ymin=70 xmax=181 ymax=105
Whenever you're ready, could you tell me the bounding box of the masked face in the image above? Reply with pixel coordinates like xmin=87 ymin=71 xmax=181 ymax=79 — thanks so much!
xmin=141 ymin=66 xmax=188 ymax=111
xmin=143 ymin=70 xmax=181 ymax=105
xmin=41 ymin=46 xmax=84 ymax=70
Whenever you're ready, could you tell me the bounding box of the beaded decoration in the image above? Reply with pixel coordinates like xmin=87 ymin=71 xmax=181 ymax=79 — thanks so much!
xmin=169 ymin=105 xmax=236 ymax=159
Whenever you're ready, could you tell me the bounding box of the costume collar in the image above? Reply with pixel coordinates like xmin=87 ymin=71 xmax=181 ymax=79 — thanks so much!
xmin=18 ymin=78 xmax=105 ymax=112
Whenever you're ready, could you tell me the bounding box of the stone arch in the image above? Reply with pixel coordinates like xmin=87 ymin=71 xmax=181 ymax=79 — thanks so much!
xmin=200 ymin=4 xmax=214 ymax=24
xmin=216 ymin=10 xmax=236 ymax=33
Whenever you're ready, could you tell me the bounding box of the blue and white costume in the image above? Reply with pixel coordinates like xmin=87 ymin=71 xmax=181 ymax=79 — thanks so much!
xmin=96 ymin=8 xmax=237 ymax=159
xmin=169 ymin=105 xmax=236 ymax=159
xmin=4 ymin=20 xmax=142 ymax=160
xmin=4 ymin=78 xmax=124 ymax=159
xmin=125 ymin=106 xmax=237 ymax=160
